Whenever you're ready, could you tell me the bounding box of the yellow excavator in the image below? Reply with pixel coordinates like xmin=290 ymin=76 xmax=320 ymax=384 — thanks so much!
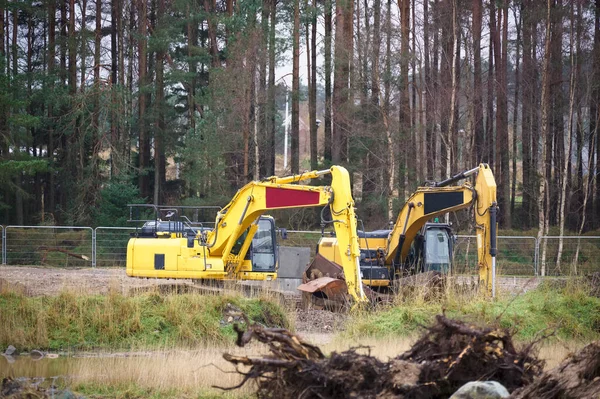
xmin=299 ymin=164 xmax=498 ymax=301
xmin=126 ymin=166 xmax=369 ymax=304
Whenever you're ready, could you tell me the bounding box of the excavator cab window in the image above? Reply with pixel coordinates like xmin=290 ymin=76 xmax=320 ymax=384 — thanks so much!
xmin=423 ymin=228 xmax=451 ymax=273
xmin=250 ymin=218 xmax=277 ymax=272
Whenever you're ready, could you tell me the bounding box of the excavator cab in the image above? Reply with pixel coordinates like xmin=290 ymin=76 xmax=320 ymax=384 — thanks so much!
xmin=407 ymin=223 xmax=454 ymax=274
xmin=246 ymin=217 xmax=277 ymax=273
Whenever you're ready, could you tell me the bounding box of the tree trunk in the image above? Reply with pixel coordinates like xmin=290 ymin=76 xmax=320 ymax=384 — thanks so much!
xmin=291 ymin=0 xmax=300 ymax=173
xmin=154 ymin=0 xmax=166 ymax=205
xmin=511 ymin=6 xmax=521 ymax=223
xmin=472 ymin=0 xmax=484 ymax=165
xmin=447 ymin=0 xmax=458 ymax=180
xmin=93 ymin=0 xmax=101 ymax=174
xmin=593 ymin=0 xmax=600 ymax=228
xmin=398 ymin=0 xmax=410 ymax=200
xmin=332 ymin=0 xmax=353 ymax=164
xmin=556 ymin=1 xmax=576 ymax=274
xmin=187 ymin=3 xmax=196 ymax=174
xmin=48 ymin=0 xmax=56 ymax=214
xmin=485 ymin=3 xmax=495 ymax=168
xmin=80 ymin=0 xmax=87 ymax=90
xmin=258 ymin=1 xmax=269 ymax=177
xmin=0 ymin=0 xmax=6 ymax=158
xmin=500 ymin=2 xmax=511 ymax=228
xmin=309 ymin=0 xmax=317 ymax=170
xmin=203 ymin=0 xmax=219 ymax=67
xmin=267 ymin=0 xmax=276 ymax=176
xmin=324 ymin=0 xmax=332 ymax=164
xmin=424 ymin=0 xmax=431 ymax=177
xmin=110 ymin=0 xmax=120 ymax=176
xmin=538 ymin=0 xmax=552 ymax=277
xmin=439 ymin=0 xmax=452 ymax=178
xmin=138 ymin=0 xmax=149 ymax=199
xmin=429 ymin=0 xmax=440 ymax=179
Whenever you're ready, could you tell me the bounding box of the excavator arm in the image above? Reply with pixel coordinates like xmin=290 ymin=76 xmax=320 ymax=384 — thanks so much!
xmin=385 ymin=163 xmax=497 ymax=292
xmin=201 ymin=166 xmax=367 ymax=303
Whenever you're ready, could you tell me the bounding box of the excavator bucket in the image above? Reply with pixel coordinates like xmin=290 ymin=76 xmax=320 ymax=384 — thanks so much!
xmin=299 ymin=254 xmax=381 ymax=310
xmin=298 ymin=254 xmax=351 ymax=310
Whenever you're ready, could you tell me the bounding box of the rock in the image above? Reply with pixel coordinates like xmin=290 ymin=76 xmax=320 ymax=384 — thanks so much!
xmin=31 ymin=350 xmax=45 ymax=360
xmin=46 ymin=353 xmax=59 ymax=359
xmin=4 ymin=345 xmax=16 ymax=356
xmin=450 ymin=381 xmax=509 ymax=399
xmin=55 ymin=389 xmax=79 ymax=399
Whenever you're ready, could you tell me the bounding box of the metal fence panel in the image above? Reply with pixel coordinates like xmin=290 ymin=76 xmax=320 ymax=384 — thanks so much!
xmin=5 ymin=226 xmax=93 ymax=267
xmin=453 ymin=235 xmax=478 ymax=275
xmin=95 ymin=227 xmax=137 ymax=267
xmin=453 ymin=235 xmax=537 ymax=276
xmin=538 ymin=236 xmax=600 ymax=276
xmin=1 ymin=226 xmax=5 ymax=265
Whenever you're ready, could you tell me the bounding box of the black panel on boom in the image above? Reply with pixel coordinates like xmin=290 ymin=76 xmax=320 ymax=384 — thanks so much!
xmin=423 ymin=192 xmax=464 ymax=215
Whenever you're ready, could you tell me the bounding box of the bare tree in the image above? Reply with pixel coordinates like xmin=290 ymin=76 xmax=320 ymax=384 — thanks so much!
xmin=538 ymin=0 xmax=552 ymax=276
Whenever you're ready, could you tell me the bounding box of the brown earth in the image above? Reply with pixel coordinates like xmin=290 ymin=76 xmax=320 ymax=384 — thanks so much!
xmin=0 ymin=266 xmax=184 ymax=296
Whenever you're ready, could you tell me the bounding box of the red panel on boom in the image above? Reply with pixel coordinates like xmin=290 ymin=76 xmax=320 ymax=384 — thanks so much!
xmin=265 ymin=187 xmax=320 ymax=208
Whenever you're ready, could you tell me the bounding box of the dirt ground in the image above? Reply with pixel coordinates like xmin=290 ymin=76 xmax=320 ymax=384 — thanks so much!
xmin=0 ymin=266 xmax=182 ymax=296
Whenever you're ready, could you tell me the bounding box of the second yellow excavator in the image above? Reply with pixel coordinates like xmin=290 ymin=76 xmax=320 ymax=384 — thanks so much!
xmin=299 ymin=164 xmax=498 ymax=301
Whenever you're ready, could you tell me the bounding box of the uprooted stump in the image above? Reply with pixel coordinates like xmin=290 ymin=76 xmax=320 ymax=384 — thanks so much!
xmin=220 ymin=314 xmax=544 ymax=399
xmin=510 ymin=341 xmax=600 ymax=399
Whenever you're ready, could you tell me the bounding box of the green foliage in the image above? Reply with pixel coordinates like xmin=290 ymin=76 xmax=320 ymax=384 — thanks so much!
xmin=0 ymin=289 xmax=289 ymax=351
xmin=92 ymin=178 xmax=145 ymax=227
xmin=0 ymin=159 xmax=48 ymax=181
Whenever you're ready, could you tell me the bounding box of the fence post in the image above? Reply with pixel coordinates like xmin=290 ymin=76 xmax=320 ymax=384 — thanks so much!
xmin=1 ymin=226 xmax=5 ymax=265
xmin=92 ymin=228 xmax=97 ymax=268
xmin=534 ymin=237 xmax=539 ymax=276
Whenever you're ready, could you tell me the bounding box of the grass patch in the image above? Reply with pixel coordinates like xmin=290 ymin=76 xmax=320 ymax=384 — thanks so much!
xmin=0 ymin=287 xmax=289 ymax=351
xmin=71 ymin=383 xmax=249 ymax=399
xmin=346 ymin=281 xmax=600 ymax=341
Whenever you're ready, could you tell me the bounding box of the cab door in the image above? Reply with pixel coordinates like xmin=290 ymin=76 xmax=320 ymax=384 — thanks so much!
xmin=250 ymin=217 xmax=277 ymax=272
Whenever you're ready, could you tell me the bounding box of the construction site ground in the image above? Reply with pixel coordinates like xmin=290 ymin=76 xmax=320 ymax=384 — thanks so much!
xmin=0 ymin=265 xmax=542 ymax=337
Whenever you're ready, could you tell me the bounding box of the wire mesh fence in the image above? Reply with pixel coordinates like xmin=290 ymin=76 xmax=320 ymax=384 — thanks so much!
xmin=94 ymin=227 xmax=137 ymax=267
xmin=4 ymin=226 xmax=93 ymax=267
xmin=0 ymin=223 xmax=599 ymax=276
xmin=537 ymin=236 xmax=600 ymax=276
xmin=1 ymin=226 xmax=5 ymax=265
xmin=437 ymin=235 xmax=538 ymax=276
xmin=453 ymin=235 xmax=478 ymax=275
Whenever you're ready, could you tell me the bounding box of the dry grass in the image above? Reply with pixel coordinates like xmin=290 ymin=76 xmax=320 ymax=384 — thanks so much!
xmin=69 ymin=346 xmax=261 ymax=397
xmin=0 ymin=282 xmax=288 ymax=352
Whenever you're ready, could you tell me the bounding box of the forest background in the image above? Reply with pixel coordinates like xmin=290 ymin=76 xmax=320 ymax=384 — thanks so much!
xmin=0 ymin=0 xmax=596 ymax=237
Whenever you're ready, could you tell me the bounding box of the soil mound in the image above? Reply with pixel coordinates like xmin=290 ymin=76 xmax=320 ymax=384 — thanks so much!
xmin=220 ymin=314 xmax=544 ymax=398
